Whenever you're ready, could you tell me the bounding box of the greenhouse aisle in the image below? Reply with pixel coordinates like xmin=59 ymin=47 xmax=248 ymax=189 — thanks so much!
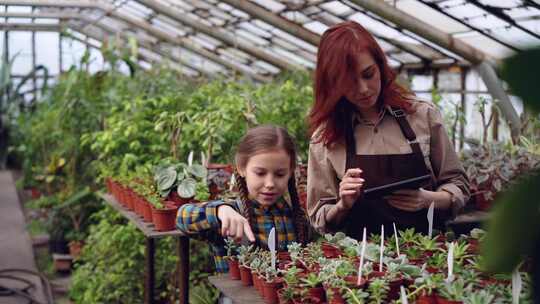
xmin=0 ymin=171 xmax=47 ymax=304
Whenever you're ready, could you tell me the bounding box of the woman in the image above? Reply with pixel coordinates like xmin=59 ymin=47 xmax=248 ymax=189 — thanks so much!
xmin=306 ymin=21 xmax=470 ymax=238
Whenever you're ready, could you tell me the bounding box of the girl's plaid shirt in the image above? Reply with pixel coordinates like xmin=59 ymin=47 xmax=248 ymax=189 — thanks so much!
xmin=176 ymin=197 xmax=297 ymax=272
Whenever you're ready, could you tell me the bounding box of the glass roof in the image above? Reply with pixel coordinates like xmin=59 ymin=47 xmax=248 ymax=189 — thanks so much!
xmin=1 ymin=0 xmax=539 ymax=80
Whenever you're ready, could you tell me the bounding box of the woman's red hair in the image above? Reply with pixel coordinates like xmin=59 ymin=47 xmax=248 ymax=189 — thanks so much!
xmin=309 ymin=21 xmax=414 ymax=146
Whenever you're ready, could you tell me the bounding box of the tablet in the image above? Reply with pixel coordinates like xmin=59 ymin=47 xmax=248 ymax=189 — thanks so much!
xmin=363 ymin=174 xmax=432 ymax=199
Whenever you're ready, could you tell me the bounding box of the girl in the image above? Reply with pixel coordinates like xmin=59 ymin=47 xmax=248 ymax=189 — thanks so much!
xmin=176 ymin=125 xmax=309 ymax=272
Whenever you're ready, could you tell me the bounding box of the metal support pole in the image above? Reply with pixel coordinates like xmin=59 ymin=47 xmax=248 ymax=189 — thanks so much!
xmin=459 ymin=68 xmax=467 ymax=150
xmin=178 ymin=236 xmax=189 ymax=304
xmin=474 ymin=62 xmax=521 ymax=141
xmin=145 ymin=237 xmax=155 ymax=304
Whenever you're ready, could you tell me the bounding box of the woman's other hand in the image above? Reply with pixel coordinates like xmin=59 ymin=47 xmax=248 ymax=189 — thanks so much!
xmin=385 ymin=188 xmax=451 ymax=212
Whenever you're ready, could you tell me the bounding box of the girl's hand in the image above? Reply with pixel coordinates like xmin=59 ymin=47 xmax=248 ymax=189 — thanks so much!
xmin=338 ymin=168 xmax=364 ymax=210
xmin=217 ymin=205 xmax=255 ymax=242
xmin=385 ymin=188 xmax=435 ymax=212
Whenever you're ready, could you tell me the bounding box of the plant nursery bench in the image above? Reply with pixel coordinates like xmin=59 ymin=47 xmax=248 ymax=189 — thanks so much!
xmin=208 ymin=275 xmax=266 ymax=304
xmin=99 ymin=193 xmax=190 ymax=304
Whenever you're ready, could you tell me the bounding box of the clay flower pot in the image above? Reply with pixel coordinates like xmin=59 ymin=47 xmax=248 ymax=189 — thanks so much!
xmin=239 ymin=265 xmax=253 ymax=286
xmin=307 ymin=286 xmax=326 ymax=303
xmin=263 ymin=280 xmax=281 ymax=304
xmin=167 ymin=191 xmax=193 ymax=208
xmin=227 ymin=258 xmax=241 ymax=280
xmin=321 ymin=243 xmax=342 ymax=258
xmin=68 ymin=240 xmax=84 ymax=259
xmin=141 ymin=198 xmax=153 ymax=222
xmin=151 ymin=205 xmax=177 ymax=231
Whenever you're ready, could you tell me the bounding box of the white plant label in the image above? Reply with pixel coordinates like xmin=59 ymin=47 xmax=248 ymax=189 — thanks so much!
xmin=393 ymin=222 xmax=400 ymax=256
xmin=268 ymin=227 xmax=276 ymax=270
xmin=379 ymin=225 xmax=384 ymax=272
xmin=447 ymin=242 xmax=454 ymax=282
xmin=427 ymin=201 xmax=435 ymax=238
xmin=400 ymin=286 xmax=408 ymax=304
xmin=229 ymin=173 xmax=235 ymax=192
xmin=188 ymin=150 xmax=194 ymax=166
xmin=200 ymin=151 xmax=206 ymax=167
xmin=512 ymin=268 xmax=522 ymax=304
xmin=357 ymin=227 xmax=367 ymax=285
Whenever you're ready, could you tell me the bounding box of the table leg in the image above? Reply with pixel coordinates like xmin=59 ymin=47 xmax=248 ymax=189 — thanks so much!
xmin=178 ymin=236 xmax=189 ymax=304
xmin=145 ymin=237 xmax=155 ymax=304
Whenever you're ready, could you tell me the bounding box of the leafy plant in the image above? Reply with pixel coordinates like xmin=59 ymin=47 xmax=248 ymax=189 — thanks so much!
xmin=154 ymin=161 xmax=207 ymax=199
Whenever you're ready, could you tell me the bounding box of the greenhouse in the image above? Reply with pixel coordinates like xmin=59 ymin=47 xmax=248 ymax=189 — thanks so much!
xmin=0 ymin=0 xmax=539 ymax=303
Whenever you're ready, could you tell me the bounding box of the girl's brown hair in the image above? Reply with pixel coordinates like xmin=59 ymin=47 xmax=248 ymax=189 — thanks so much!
xmin=309 ymin=21 xmax=415 ymax=146
xmin=234 ymin=125 xmax=308 ymax=246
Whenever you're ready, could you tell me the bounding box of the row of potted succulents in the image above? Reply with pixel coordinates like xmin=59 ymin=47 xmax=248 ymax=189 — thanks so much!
xmin=105 ymin=160 xmax=209 ymax=231
xmin=223 ymin=229 xmax=532 ymax=304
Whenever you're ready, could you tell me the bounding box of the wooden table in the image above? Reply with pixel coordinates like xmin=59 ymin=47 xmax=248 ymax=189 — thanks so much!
xmin=99 ymin=193 xmax=190 ymax=304
xmin=208 ymin=275 xmax=265 ymax=304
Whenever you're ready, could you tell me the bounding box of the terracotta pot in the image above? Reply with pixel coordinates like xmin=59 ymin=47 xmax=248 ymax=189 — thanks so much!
xmin=68 ymin=240 xmax=84 ymax=259
xmin=434 ymin=295 xmax=463 ymax=304
xmin=141 ymin=198 xmax=153 ymax=222
xmin=307 ymin=286 xmax=325 ymax=303
xmin=416 ymin=294 xmax=437 ymax=304
xmin=368 ymin=271 xmax=386 ymax=280
xmin=263 ymin=280 xmax=281 ymax=304
xmin=228 ymin=258 xmax=241 ymax=280
xmin=52 ymin=253 xmax=73 ymax=272
xmin=321 ymin=243 xmax=342 ymax=258
xmin=327 ymin=287 xmax=346 ymax=304
xmin=151 ymin=206 xmax=177 ymax=231
xmin=252 ymin=272 xmax=262 ymax=295
xmin=167 ymin=191 xmax=193 ymax=208
xmin=124 ymin=188 xmax=135 ymax=210
xmin=30 ymin=187 xmax=42 ymax=199
xmin=277 ymin=288 xmax=293 ymax=304
xmin=473 ymin=191 xmax=492 ymax=211
xmin=239 ymin=265 xmax=253 ymax=286
xmin=387 ymin=277 xmax=405 ymax=301
xmin=344 ymin=275 xmax=367 ymax=288
xmin=133 ymin=194 xmax=144 ymax=217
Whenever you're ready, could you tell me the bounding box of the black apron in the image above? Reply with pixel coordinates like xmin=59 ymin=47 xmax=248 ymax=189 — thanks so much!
xmin=341 ymin=108 xmax=448 ymax=239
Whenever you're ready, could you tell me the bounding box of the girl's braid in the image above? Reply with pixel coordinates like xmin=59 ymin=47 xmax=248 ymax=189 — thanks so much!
xmin=235 ymin=173 xmax=259 ymax=247
xmin=288 ymin=172 xmax=309 ymax=245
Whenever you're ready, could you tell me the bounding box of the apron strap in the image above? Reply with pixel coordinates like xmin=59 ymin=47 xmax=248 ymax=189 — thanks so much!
xmin=389 ymin=107 xmax=424 ymax=157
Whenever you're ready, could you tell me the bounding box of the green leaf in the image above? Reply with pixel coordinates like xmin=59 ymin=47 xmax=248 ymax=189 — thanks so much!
xmin=482 ymin=170 xmax=540 ymax=273
xmin=187 ymin=164 xmax=207 ymax=179
xmin=177 ymin=177 xmax=196 ymax=198
xmin=501 ymin=47 xmax=540 ymax=113
xmin=156 ymin=167 xmax=177 ymax=191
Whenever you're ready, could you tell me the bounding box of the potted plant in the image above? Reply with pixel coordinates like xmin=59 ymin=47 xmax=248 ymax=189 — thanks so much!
xmin=206 ymin=163 xmax=233 ymax=199
xmin=146 ymin=189 xmax=177 ymax=231
xmin=300 ymin=272 xmax=326 ymax=303
xmin=237 ymin=244 xmax=256 ymax=286
xmin=154 ymin=159 xmax=207 ymax=208
xmin=224 ymin=238 xmax=241 ymax=280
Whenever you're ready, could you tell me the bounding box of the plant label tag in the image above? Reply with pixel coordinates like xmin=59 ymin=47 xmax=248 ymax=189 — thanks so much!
xmin=400 ymin=286 xmax=408 ymax=304
xmin=427 ymin=202 xmax=434 ymax=238
xmin=357 ymin=227 xmax=367 ymax=285
xmin=379 ymin=225 xmax=384 ymax=272
xmin=512 ymin=268 xmax=522 ymax=304
xmin=447 ymin=242 xmax=454 ymax=283
xmin=268 ymin=227 xmax=276 ymax=270
xmin=393 ymin=222 xmax=400 ymax=256
xmin=188 ymin=150 xmax=194 ymax=166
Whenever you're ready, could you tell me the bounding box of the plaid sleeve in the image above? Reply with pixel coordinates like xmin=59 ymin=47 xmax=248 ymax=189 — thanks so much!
xmin=176 ymin=200 xmax=230 ymax=234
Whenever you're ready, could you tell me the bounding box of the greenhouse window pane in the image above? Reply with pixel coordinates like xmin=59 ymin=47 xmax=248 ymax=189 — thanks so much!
xmin=8 ymin=31 xmax=33 ymax=75
xmin=36 ymin=32 xmax=59 ymax=75
xmin=61 ymin=38 xmax=87 ymax=71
